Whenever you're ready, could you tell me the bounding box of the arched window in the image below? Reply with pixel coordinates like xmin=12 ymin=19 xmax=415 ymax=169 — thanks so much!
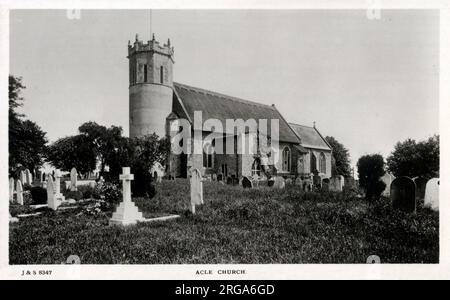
xmin=203 ymin=143 xmax=214 ymax=169
xmin=160 ymin=66 xmax=164 ymax=84
xmin=319 ymin=152 xmax=326 ymax=174
xmin=282 ymin=147 xmax=291 ymax=172
xmin=251 ymin=159 xmax=261 ymax=176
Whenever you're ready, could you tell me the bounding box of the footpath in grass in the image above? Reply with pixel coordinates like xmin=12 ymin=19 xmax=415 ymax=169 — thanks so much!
xmin=9 ymin=179 xmax=439 ymax=264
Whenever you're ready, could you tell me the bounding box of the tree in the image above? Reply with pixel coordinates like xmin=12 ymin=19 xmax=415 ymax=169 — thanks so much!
xmin=78 ymin=121 xmax=124 ymax=174
xmin=357 ymin=154 xmax=386 ymax=200
xmin=325 ymin=136 xmax=351 ymax=177
xmin=46 ymin=135 xmax=97 ymax=174
xmin=387 ymin=135 xmax=439 ymax=178
xmin=9 ymin=75 xmax=48 ymax=175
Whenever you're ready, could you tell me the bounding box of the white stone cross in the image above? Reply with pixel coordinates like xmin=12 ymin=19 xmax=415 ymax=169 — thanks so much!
xmin=119 ymin=167 xmax=134 ymax=204
xmin=110 ymin=167 xmax=143 ymax=226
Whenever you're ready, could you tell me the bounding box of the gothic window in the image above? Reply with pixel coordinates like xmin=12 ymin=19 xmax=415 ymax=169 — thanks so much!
xmin=160 ymin=66 xmax=164 ymax=84
xmin=251 ymin=159 xmax=261 ymax=176
xmin=203 ymin=143 xmax=214 ymax=169
xmin=221 ymin=164 xmax=228 ymax=177
xmin=319 ymin=152 xmax=326 ymax=174
xmin=282 ymin=146 xmax=291 ymax=172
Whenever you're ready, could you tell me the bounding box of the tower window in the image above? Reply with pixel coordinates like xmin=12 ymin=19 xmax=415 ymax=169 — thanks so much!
xmin=144 ymin=64 xmax=147 ymax=82
xmin=160 ymin=66 xmax=164 ymax=84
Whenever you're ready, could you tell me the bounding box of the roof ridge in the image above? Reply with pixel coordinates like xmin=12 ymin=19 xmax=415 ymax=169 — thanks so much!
xmin=289 ymin=122 xmax=314 ymax=129
xmin=174 ymin=82 xmax=276 ymax=110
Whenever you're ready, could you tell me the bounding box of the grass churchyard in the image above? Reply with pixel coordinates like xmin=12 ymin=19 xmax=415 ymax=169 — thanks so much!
xmin=9 ymin=179 xmax=438 ymax=264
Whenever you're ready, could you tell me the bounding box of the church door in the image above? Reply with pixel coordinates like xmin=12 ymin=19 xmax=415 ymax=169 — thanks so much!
xmin=310 ymin=153 xmax=317 ymax=174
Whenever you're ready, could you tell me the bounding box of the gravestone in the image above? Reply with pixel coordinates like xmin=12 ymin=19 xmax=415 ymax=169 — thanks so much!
xmin=295 ymin=177 xmax=303 ymax=186
xmin=329 ymin=176 xmax=344 ymax=192
xmin=20 ymin=170 xmax=26 ymax=186
xmin=217 ymin=174 xmax=223 ymax=181
xmin=313 ymin=175 xmax=322 ymax=189
xmin=391 ymin=176 xmax=416 ymax=213
xmin=226 ymin=176 xmax=232 ymax=185
xmin=25 ymin=169 xmax=32 ymax=185
xmin=303 ymin=179 xmax=312 ymax=192
xmin=70 ymin=167 xmax=78 ymax=191
xmin=242 ymin=176 xmax=253 ymax=189
xmin=54 ymin=169 xmax=66 ymax=203
xmin=110 ymin=167 xmax=144 ymax=225
xmin=9 ymin=178 xmax=14 ymax=202
xmin=212 ymin=174 xmax=217 ymax=181
xmin=285 ymin=178 xmax=293 ymax=185
xmin=16 ymin=180 xmax=23 ymax=205
xmin=150 ymin=162 xmax=164 ymax=183
xmin=47 ymin=176 xmax=61 ymax=210
xmin=10 ymin=213 xmax=19 ymax=223
xmin=424 ymin=178 xmax=439 ymax=211
xmin=267 ymin=178 xmax=275 ymax=187
xmin=190 ymin=168 xmax=203 ymax=214
xmin=322 ymin=178 xmax=330 ymax=191
xmin=273 ymin=176 xmax=285 ymax=189
xmin=381 ymin=173 xmax=394 ymax=197
xmin=414 ymin=177 xmax=428 ymax=200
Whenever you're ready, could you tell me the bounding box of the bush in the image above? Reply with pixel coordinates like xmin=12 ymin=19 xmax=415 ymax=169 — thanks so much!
xmin=30 ymin=186 xmax=47 ymax=204
xmin=93 ymin=182 xmax=122 ymax=204
xmin=77 ymin=185 xmax=96 ymax=199
xmin=65 ymin=190 xmax=83 ymax=201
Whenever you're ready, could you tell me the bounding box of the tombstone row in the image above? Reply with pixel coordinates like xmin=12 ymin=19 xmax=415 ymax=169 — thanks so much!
xmin=390 ymin=176 xmax=439 ymax=212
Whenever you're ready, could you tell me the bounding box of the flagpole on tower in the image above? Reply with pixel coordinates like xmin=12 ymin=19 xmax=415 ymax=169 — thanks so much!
xmin=149 ymin=9 xmax=152 ymax=40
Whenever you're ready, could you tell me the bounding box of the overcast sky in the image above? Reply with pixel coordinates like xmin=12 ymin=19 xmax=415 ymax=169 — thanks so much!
xmin=10 ymin=9 xmax=439 ymax=167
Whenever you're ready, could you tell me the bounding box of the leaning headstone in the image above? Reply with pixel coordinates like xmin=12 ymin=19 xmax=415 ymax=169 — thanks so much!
xmin=9 ymin=178 xmax=14 ymax=202
xmin=391 ymin=176 xmax=416 ymax=213
xmin=54 ymin=169 xmax=66 ymax=203
xmin=110 ymin=167 xmax=144 ymax=225
xmin=381 ymin=173 xmax=394 ymax=197
xmin=47 ymin=176 xmax=61 ymax=210
xmin=414 ymin=177 xmax=428 ymax=200
xmin=20 ymin=170 xmax=26 ymax=186
xmin=70 ymin=167 xmax=78 ymax=191
xmin=273 ymin=176 xmax=285 ymax=189
xmin=242 ymin=176 xmax=253 ymax=189
xmin=190 ymin=168 xmax=204 ymax=214
xmin=424 ymin=178 xmax=439 ymax=211
xmin=16 ymin=180 xmax=23 ymax=205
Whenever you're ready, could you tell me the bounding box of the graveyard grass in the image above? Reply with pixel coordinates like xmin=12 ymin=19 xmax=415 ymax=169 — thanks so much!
xmin=10 ymin=180 xmax=438 ymax=264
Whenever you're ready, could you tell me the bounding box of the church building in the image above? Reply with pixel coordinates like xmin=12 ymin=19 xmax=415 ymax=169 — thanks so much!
xmin=128 ymin=34 xmax=332 ymax=181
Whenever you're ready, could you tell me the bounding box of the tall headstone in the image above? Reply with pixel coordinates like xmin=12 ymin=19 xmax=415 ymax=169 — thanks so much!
xmin=295 ymin=177 xmax=303 ymax=187
xmin=9 ymin=178 xmax=14 ymax=202
xmin=54 ymin=169 xmax=66 ymax=202
xmin=381 ymin=173 xmax=394 ymax=197
xmin=424 ymin=178 xmax=439 ymax=211
xmin=329 ymin=176 xmax=344 ymax=192
xmin=20 ymin=170 xmax=26 ymax=186
xmin=273 ymin=176 xmax=285 ymax=189
xmin=242 ymin=176 xmax=253 ymax=189
xmin=190 ymin=168 xmax=203 ymax=214
xmin=110 ymin=167 xmax=144 ymax=225
xmin=25 ymin=169 xmax=32 ymax=185
xmin=322 ymin=178 xmax=330 ymax=191
xmin=16 ymin=180 xmax=23 ymax=205
xmin=70 ymin=167 xmax=78 ymax=191
xmin=391 ymin=176 xmax=416 ymax=213
xmin=414 ymin=177 xmax=428 ymax=200
xmin=150 ymin=162 xmax=164 ymax=183
xmin=47 ymin=176 xmax=61 ymax=210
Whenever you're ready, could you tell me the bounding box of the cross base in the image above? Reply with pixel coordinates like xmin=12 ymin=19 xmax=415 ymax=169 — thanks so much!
xmin=48 ymin=194 xmax=65 ymax=210
xmin=109 ymin=201 xmax=144 ymax=226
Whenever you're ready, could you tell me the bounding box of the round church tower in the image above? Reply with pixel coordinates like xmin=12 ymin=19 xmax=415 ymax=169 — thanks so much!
xmin=128 ymin=34 xmax=174 ymax=138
